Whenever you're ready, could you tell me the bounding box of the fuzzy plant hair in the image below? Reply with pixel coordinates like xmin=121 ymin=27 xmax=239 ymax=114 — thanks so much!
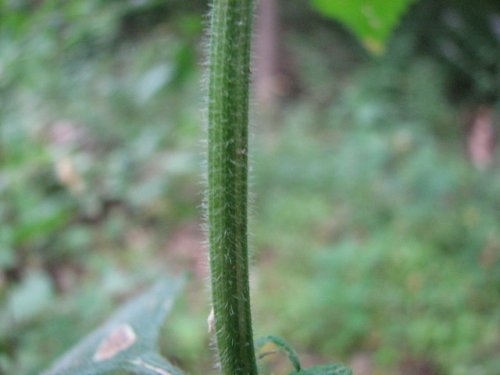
xmin=205 ymin=0 xmax=258 ymax=375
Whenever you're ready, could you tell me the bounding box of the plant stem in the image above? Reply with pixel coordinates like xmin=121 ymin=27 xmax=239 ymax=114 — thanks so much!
xmin=207 ymin=0 xmax=257 ymax=374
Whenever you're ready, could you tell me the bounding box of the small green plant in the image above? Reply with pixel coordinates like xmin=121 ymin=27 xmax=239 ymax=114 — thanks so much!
xmin=40 ymin=1 xmax=418 ymax=374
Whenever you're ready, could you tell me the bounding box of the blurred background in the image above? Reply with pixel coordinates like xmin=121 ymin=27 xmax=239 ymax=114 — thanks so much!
xmin=1 ymin=0 xmax=499 ymax=374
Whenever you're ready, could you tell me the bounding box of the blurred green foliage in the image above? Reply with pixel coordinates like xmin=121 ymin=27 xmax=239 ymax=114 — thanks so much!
xmin=311 ymin=0 xmax=416 ymax=53
xmin=403 ymin=0 xmax=500 ymax=105
xmin=1 ymin=1 xmax=205 ymax=373
xmin=1 ymin=1 xmax=499 ymax=375
xmin=252 ymin=16 xmax=500 ymax=374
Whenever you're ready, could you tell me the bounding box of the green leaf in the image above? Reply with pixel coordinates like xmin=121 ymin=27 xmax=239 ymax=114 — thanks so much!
xmin=290 ymin=363 xmax=352 ymax=375
xmin=311 ymin=0 xmax=416 ymax=53
xmin=255 ymin=335 xmax=301 ymax=371
xmin=41 ymin=278 xmax=185 ymax=375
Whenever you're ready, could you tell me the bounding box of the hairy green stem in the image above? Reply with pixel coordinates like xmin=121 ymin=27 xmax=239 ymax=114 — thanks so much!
xmin=207 ymin=0 xmax=257 ymax=374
